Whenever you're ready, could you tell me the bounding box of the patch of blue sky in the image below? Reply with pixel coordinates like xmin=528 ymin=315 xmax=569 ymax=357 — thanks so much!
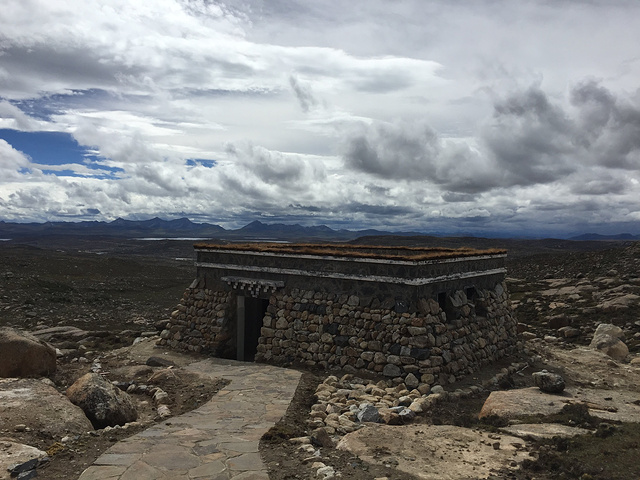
xmin=1 ymin=129 xmax=123 ymax=179
xmin=0 ymin=129 xmax=89 ymax=165
xmin=40 ymin=168 xmax=82 ymax=177
xmin=6 ymin=89 xmax=135 ymax=121
xmin=186 ymin=158 xmax=217 ymax=168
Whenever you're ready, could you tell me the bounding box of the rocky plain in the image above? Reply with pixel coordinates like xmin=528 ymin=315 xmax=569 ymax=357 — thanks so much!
xmin=1 ymin=236 xmax=639 ymax=479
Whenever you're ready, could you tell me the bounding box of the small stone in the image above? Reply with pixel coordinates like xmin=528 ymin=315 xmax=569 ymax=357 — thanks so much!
xmin=404 ymin=373 xmax=419 ymax=389
xmin=14 ymin=424 xmax=27 ymax=432
xmin=383 ymin=364 xmax=401 ymax=377
xmin=8 ymin=458 xmax=39 ymax=475
xmin=157 ymin=405 xmax=171 ymax=418
xmin=311 ymin=428 xmax=335 ymax=448
xmin=357 ymin=404 xmax=380 ymax=423
xmin=532 ymin=370 xmax=565 ymax=393
xmin=153 ymin=389 xmax=169 ymax=405
xmin=317 ymin=465 xmax=335 ymax=479
xmin=145 ymin=356 xmax=177 ymax=367
xmin=430 ymin=385 xmax=445 ymax=394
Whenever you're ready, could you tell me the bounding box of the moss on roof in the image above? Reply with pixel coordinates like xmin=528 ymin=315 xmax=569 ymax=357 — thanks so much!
xmin=193 ymin=242 xmax=506 ymax=261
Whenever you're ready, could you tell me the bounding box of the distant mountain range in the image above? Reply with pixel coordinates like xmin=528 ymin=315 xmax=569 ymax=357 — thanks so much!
xmin=568 ymin=233 xmax=640 ymax=241
xmin=1 ymin=218 xmax=639 ymax=243
xmin=0 ymin=217 xmax=420 ymax=242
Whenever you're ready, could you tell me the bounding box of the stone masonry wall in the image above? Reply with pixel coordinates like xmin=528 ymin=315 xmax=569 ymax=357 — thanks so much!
xmin=157 ymin=286 xmax=234 ymax=356
xmin=255 ymin=282 xmax=516 ymax=387
xmin=159 ymin=280 xmax=518 ymax=388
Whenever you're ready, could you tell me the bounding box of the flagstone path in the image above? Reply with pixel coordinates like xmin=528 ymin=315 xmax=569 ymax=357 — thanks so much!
xmin=78 ymin=358 xmax=302 ymax=480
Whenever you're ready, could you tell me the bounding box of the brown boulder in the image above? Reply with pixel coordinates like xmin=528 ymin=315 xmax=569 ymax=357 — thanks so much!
xmin=589 ymin=324 xmax=628 ymax=360
xmin=0 ymin=378 xmax=93 ymax=438
xmin=66 ymin=373 xmax=137 ymax=429
xmin=0 ymin=327 xmax=56 ymax=378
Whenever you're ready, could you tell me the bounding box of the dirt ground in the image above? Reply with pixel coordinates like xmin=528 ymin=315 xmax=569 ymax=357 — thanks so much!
xmin=1 ymin=237 xmax=640 ymax=479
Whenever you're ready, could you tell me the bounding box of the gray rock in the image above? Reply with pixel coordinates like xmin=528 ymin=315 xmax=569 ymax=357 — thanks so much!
xmin=430 ymin=385 xmax=445 ymax=394
xmin=8 ymin=458 xmax=39 ymax=475
xmin=383 ymin=364 xmax=401 ymax=377
xmin=16 ymin=469 xmax=38 ymax=480
xmin=390 ymin=406 xmax=416 ymax=423
xmin=66 ymin=372 xmax=138 ymax=429
xmin=0 ymin=441 xmax=47 ymax=480
xmin=357 ymin=404 xmax=380 ymax=423
xmin=590 ymin=324 xmax=629 ymax=360
xmin=404 ymin=373 xmax=420 ymax=389
xmin=532 ymin=370 xmax=565 ymax=393
xmin=591 ymin=323 xmax=625 ymax=342
xmin=558 ymin=326 xmax=580 ymax=338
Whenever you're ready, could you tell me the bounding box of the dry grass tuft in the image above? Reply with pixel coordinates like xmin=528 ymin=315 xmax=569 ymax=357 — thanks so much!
xmin=193 ymin=242 xmax=506 ymax=261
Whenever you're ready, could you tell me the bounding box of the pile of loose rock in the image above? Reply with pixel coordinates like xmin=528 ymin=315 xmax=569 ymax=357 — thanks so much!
xmin=307 ymin=360 xmax=530 ymax=436
xmin=290 ymin=360 xmax=529 ymax=479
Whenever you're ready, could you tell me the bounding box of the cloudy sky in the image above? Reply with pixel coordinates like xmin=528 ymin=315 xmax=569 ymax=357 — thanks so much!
xmin=1 ymin=0 xmax=640 ymax=237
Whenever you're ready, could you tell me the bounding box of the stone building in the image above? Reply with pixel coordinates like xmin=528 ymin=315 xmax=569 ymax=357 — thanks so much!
xmin=159 ymin=243 xmax=519 ymax=387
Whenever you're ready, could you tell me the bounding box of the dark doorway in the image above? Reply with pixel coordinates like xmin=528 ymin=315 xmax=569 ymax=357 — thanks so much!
xmin=242 ymin=296 xmax=269 ymax=361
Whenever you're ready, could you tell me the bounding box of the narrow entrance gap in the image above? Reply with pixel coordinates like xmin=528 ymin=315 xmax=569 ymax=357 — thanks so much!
xmin=437 ymin=291 xmax=447 ymax=311
xmin=238 ymin=296 xmax=269 ymax=362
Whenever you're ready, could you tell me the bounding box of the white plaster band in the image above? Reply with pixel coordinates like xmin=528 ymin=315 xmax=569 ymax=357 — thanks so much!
xmin=197 ymin=261 xmax=506 ymax=287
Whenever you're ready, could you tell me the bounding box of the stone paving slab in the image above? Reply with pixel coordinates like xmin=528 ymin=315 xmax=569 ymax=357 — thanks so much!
xmin=78 ymin=359 xmax=302 ymax=480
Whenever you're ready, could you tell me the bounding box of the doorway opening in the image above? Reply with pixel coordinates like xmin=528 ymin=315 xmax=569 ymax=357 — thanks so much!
xmin=236 ymin=296 xmax=269 ymax=361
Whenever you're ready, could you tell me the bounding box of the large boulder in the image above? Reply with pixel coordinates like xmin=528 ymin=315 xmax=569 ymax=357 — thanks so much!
xmin=66 ymin=373 xmax=138 ymax=429
xmin=337 ymin=424 xmax=530 ymax=479
xmin=0 ymin=327 xmax=56 ymax=378
xmin=589 ymin=323 xmax=629 ymax=361
xmin=0 ymin=378 xmax=93 ymax=438
xmin=479 ymin=387 xmax=640 ymax=423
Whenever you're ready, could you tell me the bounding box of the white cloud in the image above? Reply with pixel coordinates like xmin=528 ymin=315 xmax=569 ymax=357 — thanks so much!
xmin=0 ymin=140 xmax=32 ymax=181
xmin=1 ymin=0 xmax=640 ymax=235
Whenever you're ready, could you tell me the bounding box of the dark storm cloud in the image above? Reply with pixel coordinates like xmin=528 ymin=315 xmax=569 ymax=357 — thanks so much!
xmin=569 ymin=171 xmax=630 ymax=195
xmin=342 ymin=121 xmax=440 ymax=180
xmin=441 ymin=192 xmax=478 ymax=202
xmin=289 ymin=75 xmax=318 ymax=113
xmin=225 ymin=143 xmax=325 ymax=190
xmin=570 ymin=80 xmax=640 ymax=169
xmin=483 ymin=86 xmax=577 ymax=186
xmin=342 ymin=81 xmax=640 ymax=200
xmin=486 ymin=82 xmax=640 ymax=182
xmin=341 ymin=120 xmax=499 ymax=194
xmin=342 ymin=202 xmax=417 ymax=216
xmin=364 ymin=184 xmax=391 ymax=196
xmin=0 ymin=45 xmax=143 ymax=97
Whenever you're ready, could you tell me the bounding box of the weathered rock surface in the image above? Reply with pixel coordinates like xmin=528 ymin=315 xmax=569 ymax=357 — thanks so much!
xmin=479 ymin=387 xmax=640 ymax=423
xmin=147 ymin=367 xmax=181 ymax=385
xmin=532 ymin=369 xmax=565 ymax=393
xmin=500 ymin=423 xmax=592 ymax=440
xmin=146 ymin=356 xmax=177 ymax=368
xmin=0 ymin=440 xmax=48 ymax=480
xmin=0 ymin=378 xmax=93 ymax=438
xmin=0 ymin=327 xmax=56 ymax=378
xmin=109 ymin=365 xmax=153 ymax=380
xmin=337 ymin=424 xmax=531 ymax=479
xmin=589 ymin=323 xmax=629 ymax=360
xmin=66 ymin=373 xmax=138 ymax=429
xmin=530 ymin=344 xmax=640 ymax=390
